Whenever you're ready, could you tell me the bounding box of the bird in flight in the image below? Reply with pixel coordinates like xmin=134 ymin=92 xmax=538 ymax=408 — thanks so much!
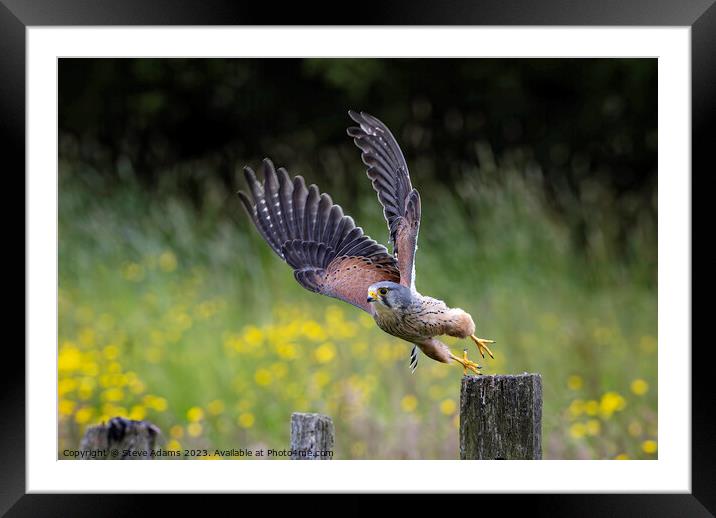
xmin=239 ymin=111 xmax=495 ymax=374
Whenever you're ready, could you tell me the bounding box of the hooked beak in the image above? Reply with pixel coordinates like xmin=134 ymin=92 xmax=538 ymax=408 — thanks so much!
xmin=367 ymin=290 xmax=378 ymax=303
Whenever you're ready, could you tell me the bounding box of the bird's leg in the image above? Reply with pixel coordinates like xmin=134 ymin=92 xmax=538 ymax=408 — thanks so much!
xmin=470 ymin=334 xmax=495 ymax=359
xmin=449 ymin=349 xmax=482 ymax=375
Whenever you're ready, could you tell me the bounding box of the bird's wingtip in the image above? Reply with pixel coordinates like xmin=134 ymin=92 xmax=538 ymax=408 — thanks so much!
xmin=348 ymin=109 xmax=362 ymax=123
xmin=243 ymin=165 xmax=258 ymax=184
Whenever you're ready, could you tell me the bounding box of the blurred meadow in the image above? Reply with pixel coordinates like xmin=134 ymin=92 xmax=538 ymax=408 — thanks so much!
xmin=58 ymin=58 xmax=657 ymax=459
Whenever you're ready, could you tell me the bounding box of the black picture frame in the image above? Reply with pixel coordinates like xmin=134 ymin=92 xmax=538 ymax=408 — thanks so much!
xmin=5 ymin=0 xmax=710 ymax=514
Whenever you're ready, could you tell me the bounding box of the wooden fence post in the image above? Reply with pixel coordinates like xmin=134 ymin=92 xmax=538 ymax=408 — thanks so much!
xmin=459 ymin=373 xmax=542 ymax=460
xmin=290 ymin=412 xmax=335 ymax=460
xmin=79 ymin=417 xmax=160 ymax=460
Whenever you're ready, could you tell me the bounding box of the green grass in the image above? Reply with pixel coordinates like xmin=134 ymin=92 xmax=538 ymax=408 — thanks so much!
xmin=58 ymin=159 xmax=657 ymax=459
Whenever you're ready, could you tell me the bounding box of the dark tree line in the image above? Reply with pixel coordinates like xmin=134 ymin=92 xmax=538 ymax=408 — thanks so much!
xmin=59 ymin=58 xmax=657 ymax=258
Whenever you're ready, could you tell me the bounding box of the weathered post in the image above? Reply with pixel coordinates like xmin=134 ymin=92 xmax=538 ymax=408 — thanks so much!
xmin=290 ymin=412 xmax=335 ymax=460
xmin=79 ymin=417 xmax=160 ymax=460
xmin=460 ymin=373 xmax=542 ymax=459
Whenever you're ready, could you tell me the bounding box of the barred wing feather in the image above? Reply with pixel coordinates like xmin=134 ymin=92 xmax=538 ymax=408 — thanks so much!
xmin=239 ymin=159 xmax=400 ymax=313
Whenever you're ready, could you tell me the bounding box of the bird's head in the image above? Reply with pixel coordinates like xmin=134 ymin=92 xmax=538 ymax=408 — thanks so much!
xmin=367 ymin=281 xmax=411 ymax=311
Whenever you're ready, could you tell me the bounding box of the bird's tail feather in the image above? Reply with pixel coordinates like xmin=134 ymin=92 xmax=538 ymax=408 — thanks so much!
xmin=409 ymin=345 xmax=419 ymax=374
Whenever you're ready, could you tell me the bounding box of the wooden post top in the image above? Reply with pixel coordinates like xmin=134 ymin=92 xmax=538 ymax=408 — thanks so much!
xmin=460 ymin=373 xmax=543 ymax=460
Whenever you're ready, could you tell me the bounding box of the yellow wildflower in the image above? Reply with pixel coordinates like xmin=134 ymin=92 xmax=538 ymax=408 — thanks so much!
xmin=569 ymin=422 xmax=586 ymax=439
xmin=187 ymin=406 xmax=204 ymax=422
xmin=237 ymin=399 xmax=253 ymax=412
xmin=159 ymin=251 xmax=178 ymax=272
xmin=277 ymin=343 xmax=298 ymax=360
xmin=207 ymin=399 xmax=225 ymax=415
xmin=254 ymin=368 xmax=272 ymax=386
xmin=128 ymin=379 xmax=146 ymax=395
xmin=59 ymin=399 xmax=75 ymax=416
xmin=628 ymin=421 xmax=643 ymax=437
xmin=238 ymin=412 xmax=255 ymax=428
xmin=78 ymin=377 xmax=95 ymax=400
xmin=271 ymin=363 xmax=288 ymax=379
xmin=244 ymin=326 xmax=264 ymax=346
xmin=314 ymin=343 xmax=336 ymax=363
xmin=358 ymin=313 xmax=374 ymax=328
xmin=630 ymin=379 xmax=649 ymax=396
xmin=80 ymin=362 xmax=99 ymax=376
xmin=122 ymin=262 xmax=144 ymax=282
xmin=74 ymin=406 xmax=94 ymax=424
xmin=172 ymin=312 xmax=192 ymax=331
xmin=187 ymin=422 xmax=203 ymax=437
xmin=642 ymin=440 xmax=657 ymax=454
xmin=302 ymin=321 xmax=327 ymax=341
xmin=58 ymin=378 xmax=78 ymax=397
xmin=103 ymin=344 xmax=120 ymax=360
xmin=583 ymin=400 xmax=599 ymax=416
xmin=439 ymin=399 xmax=457 ymax=415
xmin=599 ymin=392 xmax=626 ymax=418
xmin=586 ymin=419 xmax=601 ymax=436
xmin=102 ymin=388 xmax=124 ymax=402
xmin=351 ymin=441 xmax=366 ymax=457
xmin=567 ymin=375 xmax=583 ymax=391
xmin=313 ymin=370 xmax=331 ymax=388
xmin=401 ymin=394 xmax=418 ymax=413
xmin=58 ymin=344 xmax=82 ymax=372
xmin=129 ymin=405 xmax=146 ymax=420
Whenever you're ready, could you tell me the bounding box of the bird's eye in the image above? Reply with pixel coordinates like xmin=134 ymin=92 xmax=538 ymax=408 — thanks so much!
xmin=378 ymin=287 xmax=388 ymax=296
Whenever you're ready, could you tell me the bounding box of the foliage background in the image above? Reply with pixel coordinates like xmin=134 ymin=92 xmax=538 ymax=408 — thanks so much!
xmin=58 ymin=58 xmax=657 ymax=459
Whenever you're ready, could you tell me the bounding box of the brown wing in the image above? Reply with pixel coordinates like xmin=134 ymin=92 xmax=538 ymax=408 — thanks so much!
xmin=238 ymin=158 xmax=400 ymax=313
xmin=347 ymin=111 xmax=421 ymax=289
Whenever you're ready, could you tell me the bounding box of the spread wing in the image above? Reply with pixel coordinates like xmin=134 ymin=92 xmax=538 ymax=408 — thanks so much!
xmin=347 ymin=111 xmax=421 ymax=290
xmin=238 ymin=158 xmax=400 ymax=313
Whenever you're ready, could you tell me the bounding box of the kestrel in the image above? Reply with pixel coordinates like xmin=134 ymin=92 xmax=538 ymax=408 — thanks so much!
xmin=239 ymin=111 xmax=495 ymax=374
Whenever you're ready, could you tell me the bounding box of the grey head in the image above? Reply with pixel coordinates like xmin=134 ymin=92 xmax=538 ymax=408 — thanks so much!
xmin=366 ymin=280 xmax=413 ymax=310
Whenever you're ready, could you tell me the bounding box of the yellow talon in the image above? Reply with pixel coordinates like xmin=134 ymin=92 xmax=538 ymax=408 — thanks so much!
xmin=450 ymin=349 xmax=482 ymax=375
xmin=470 ymin=334 xmax=495 ymax=359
